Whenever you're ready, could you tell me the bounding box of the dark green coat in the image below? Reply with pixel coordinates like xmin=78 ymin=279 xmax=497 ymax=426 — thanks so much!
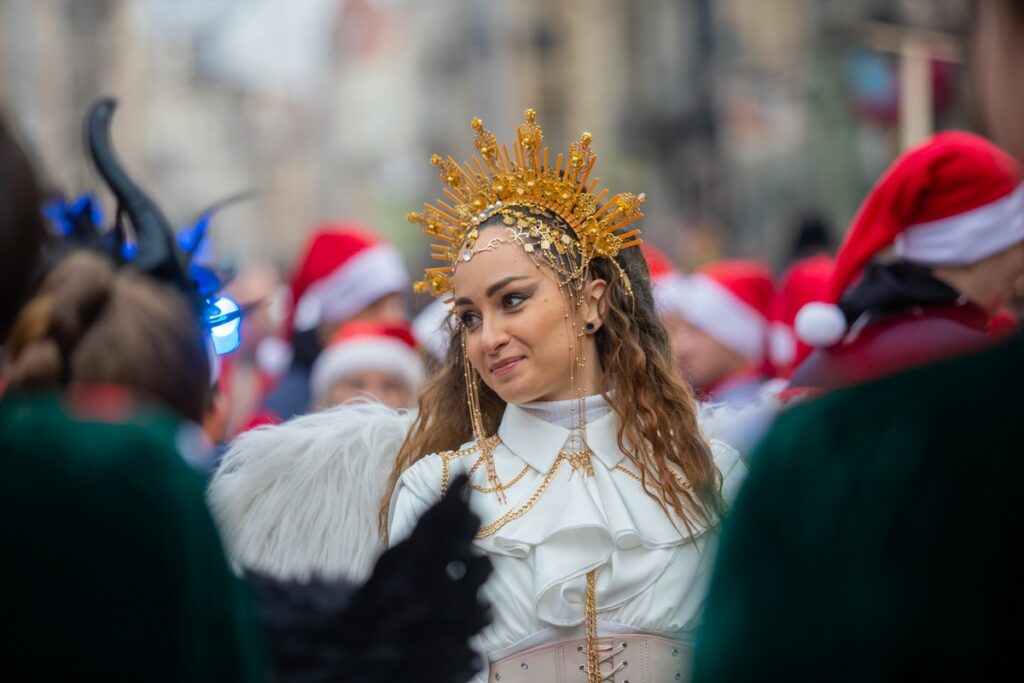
xmin=693 ymin=336 xmax=1024 ymax=682
xmin=0 ymin=390 xmax=266 ymax=682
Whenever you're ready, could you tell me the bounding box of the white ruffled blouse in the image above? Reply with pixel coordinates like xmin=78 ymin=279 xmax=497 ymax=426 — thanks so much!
xmin=388 ymin=401 xmax=746 ymax=677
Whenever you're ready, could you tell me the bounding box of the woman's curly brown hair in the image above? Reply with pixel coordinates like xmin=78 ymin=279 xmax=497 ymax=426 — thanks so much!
xmin=379 ymin=215 xmax=724 ymax=537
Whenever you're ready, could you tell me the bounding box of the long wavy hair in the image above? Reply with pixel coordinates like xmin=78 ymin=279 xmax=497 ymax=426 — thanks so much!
xmin=379 ymin=215 xmax=724 ymax=536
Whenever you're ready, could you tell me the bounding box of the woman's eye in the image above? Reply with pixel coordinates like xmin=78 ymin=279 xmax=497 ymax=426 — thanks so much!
xmin=503 ymin=293 xmax=528 ymax=309
xmin=459 ymin=311 xmax=481 ymax=327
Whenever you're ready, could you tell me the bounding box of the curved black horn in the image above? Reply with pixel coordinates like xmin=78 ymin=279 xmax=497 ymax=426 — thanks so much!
xmin=185 ymin=189 xmax=257 ymax=256
xmin=86 ymin=97 xmax=190 ymax=289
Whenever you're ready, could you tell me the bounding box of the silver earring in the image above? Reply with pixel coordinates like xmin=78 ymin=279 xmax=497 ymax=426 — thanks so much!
xmin=584 ymin=322 xmax=596 ymax=334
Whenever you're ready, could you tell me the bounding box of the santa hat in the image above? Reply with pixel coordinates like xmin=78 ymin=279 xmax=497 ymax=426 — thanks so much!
xmin=770 ymin=253 xmax=834 ymax=374
xmin=288 ymin=224 xmax=410 ymax=334
xmin=310 ymin=321 xmax=425 ymax=403
xmin=412 ymin=297 xmax=454 ymax=362
xmin=676 ymin=260 xmax=774 ymax=364
xmin=796 ymin=131 xmax=1024 ymax=347
xmin=641 ymin=243 xmax=688 ymax=316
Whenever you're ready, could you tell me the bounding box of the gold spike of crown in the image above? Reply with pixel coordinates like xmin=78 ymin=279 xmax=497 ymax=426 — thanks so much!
xmin=408 ymin=108 xmax=646 ymax=297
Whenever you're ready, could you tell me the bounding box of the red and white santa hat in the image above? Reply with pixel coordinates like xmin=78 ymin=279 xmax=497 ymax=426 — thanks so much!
xmin=796 ymin=131 xmax=1024 ymax=347
xmin=287 ymin=223 xmax=410 ymax=334
xmin=642 ymin=243 xmax=689 ymax=317
xmin=676 ymin=259 xmax=775 ymax=364
xmin=770 ymin=253 xmax=834 ymax=375
xmin=310 ymin=321 xmax=425 ymax=403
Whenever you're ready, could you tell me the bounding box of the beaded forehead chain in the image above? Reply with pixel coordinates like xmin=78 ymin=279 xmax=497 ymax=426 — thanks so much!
xmin=408 ymin=109 xmax=646 ymax=297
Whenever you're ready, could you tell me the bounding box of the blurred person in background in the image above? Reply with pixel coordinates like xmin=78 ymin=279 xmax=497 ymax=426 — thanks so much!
xmin=2 ymin=250 xmax=265 ymax=682
xmin=220 ymin=262 xmax=289 ymax=437
xmin=1 ymin=100 xmax=265 ymax=680
xmin=250 ymin=224 xmax=410 ymax=427
xmin=670 ymin=260 xmax=776 ymax=407
xmin=648 ymin=254 xmax=781 ymax=456
xmin=791 ymin=131 xmax=1024 ymax=390
xmin=3 ymin=99 xmax=493 ymax=683
xmin=4 ymin=253 xmax=491 ymax=682
xmin=310 ymin=320 xmax=425 ymax=410
xmin=692 ymin=2 xmax=1024 ymax=680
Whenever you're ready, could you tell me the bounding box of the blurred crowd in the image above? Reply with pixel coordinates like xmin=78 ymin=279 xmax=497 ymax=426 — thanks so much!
xmin=2 ymin=0 xmax=1024 ymax=682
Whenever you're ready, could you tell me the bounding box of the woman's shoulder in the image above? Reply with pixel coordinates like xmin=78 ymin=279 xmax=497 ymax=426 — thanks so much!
xmin=400 ymin=436 xmax=487 ymax=498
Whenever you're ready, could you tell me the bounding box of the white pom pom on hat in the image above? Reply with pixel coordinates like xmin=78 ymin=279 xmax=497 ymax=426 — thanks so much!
xmin=794 ymin=302 xmax=847 ymax=348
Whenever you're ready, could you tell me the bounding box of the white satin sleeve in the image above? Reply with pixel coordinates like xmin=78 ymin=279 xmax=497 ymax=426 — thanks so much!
xmin=386 ymin=453 xmax=446 ymax=546
xmin=710 ymin=437 xmax=747 ymax=505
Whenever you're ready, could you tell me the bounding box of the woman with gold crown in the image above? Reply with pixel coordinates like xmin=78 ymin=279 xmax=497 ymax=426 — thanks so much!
xmin=383 ymin=110 xmax=747 ymax=682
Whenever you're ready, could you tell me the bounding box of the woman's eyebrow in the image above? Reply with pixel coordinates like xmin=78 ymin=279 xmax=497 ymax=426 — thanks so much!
xmin=453 ymin=275 xmax=532 ymax=307
xmin=486 ymin=275 xmax=530 ymax=298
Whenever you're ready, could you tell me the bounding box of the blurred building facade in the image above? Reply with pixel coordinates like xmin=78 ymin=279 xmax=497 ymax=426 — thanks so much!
xmin=0 ymin=0 xmax=973 ymax=284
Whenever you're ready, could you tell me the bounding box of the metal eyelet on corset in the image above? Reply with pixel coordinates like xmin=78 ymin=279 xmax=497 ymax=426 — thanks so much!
xmin=577 ymin=645 xmax=584 ymax=653
xmin=622 ymin=661 xmax=628 ymax=667
xmin=494 ymin=674 xmax=500 ymax=681
xmin=520 ymin=663 xmax=528 ymax=670
xmin=675 ymin=674 xmax=682 ymax=680
xmin=579 ymin=665 xmax=585 ymax=672
xmin=672 ymin=648 xmax=679 ymax=657
xmin=621 ymin=641 xmax=628 ymax=648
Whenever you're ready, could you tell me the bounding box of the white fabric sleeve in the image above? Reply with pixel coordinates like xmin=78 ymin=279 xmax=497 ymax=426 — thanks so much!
xmin=386 ymin=454 xmax=444 ymax=546
xmin=709 ymin=438 xmax=748 ymax=506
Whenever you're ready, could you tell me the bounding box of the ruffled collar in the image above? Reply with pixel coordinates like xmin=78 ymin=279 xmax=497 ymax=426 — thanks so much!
xmin=498 ymin=402 xmax=629 ymax=474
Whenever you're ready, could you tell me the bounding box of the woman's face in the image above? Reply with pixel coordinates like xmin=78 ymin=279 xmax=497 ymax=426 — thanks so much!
xmin=323 ymin=369 xmax=415 ymax=410
xmin=452 ymin=226 xmax=604 ymax=405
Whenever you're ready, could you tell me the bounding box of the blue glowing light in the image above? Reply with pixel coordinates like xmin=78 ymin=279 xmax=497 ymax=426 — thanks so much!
xmin=209 ymin=296 xmax=242 ymax=355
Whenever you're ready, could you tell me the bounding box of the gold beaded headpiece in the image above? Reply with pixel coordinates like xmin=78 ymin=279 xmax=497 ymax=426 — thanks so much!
xmin=408 ymin=108 xmax=646 ymax=297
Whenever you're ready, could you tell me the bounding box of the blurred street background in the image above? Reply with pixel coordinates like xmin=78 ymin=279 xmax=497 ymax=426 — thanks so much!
xmin=0 ymin=0 xmax=974 ymax=297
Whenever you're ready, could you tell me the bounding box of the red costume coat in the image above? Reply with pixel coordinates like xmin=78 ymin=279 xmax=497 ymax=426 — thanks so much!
xmin=790 ymin=304 xmax=998 ymax=390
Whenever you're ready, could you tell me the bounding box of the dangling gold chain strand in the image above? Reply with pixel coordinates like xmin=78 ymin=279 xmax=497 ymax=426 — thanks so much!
xmin=461 ymin=329 xmax=506 ymax=503
xmin=584 ymin=570 xmax=600 ymax=683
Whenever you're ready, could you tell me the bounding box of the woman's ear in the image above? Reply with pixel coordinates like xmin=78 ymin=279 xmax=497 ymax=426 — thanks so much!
xmin=582 ymin=278 xmax=608 ymax=333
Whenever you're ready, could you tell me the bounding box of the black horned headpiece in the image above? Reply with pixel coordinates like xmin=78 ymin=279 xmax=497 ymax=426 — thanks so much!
xmin=42 ymin=97 xmax=253 ymax=355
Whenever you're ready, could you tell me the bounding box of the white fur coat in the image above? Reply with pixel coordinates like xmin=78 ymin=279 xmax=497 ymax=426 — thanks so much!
xmin=208 ymin=402 xmax=414 ymax=582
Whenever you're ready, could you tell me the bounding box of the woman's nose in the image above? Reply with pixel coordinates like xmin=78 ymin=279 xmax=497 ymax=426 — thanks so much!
xmin=479 ymin=315 xmax=509 ymax=353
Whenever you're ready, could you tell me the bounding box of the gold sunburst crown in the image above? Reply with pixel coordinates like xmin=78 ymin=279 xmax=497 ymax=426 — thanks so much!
xmin=408 ymin=108 xmax=646 ymax=296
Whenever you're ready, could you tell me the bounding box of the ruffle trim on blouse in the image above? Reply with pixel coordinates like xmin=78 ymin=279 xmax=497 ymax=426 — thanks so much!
xmin=470 ymin=439 xmax=744 ymax=628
